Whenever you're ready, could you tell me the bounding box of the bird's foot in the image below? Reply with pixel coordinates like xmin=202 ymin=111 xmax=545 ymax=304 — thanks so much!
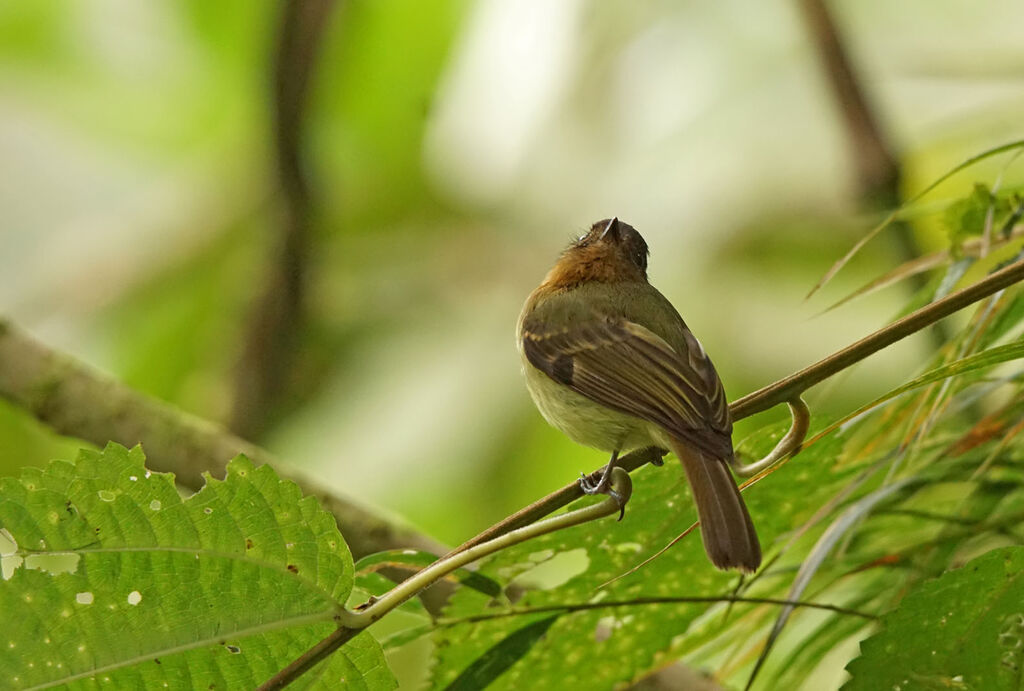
xmin=578 ymin=469 xmax=609 ymax=495
xmin=578 ymin=470 xmax=626 ymax=520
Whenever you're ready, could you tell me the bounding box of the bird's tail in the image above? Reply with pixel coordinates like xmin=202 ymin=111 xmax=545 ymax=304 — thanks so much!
xmin=671 ymin=438 xmax=761 ymax=572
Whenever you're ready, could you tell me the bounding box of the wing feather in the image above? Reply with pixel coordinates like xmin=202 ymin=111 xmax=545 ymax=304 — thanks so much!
xmin=522 ymin=316 xmax=731 ymax=457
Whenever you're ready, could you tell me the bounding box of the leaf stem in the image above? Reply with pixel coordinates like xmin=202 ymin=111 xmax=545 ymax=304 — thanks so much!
xmin=255 ymin=469 xmax=633 ymax=690
xmin=435 ymin=594 xmax=877 ymax=626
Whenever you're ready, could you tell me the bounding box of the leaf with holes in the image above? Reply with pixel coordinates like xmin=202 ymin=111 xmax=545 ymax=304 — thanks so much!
xmin=0 ymin=443 xmax=395 ymax=690
xmin=845 ymin=546 xmax=1024 ymax=691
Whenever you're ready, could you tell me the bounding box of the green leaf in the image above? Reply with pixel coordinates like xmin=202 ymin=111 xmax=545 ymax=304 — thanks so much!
xmin=807 ymin=137 xmax=1024 ymax=297
xmin=443 ymin=615 xmax=561 ymax=691
xmin=844 ymin=546 xmax=1024 ymax=691
xmin=944 ymin=183 xmax=1011 ymax=254
xmin=814 ymin=340 xmax=1024 ymax=442
xmin=0 ymin=443 xmax=395 ymax=690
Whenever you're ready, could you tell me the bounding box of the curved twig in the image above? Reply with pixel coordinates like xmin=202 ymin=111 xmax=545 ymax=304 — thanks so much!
xmin=729 ymin=396 xmax=811 ymax=477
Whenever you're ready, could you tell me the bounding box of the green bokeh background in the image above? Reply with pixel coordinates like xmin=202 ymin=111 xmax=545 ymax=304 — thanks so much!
xmin=2 ymin=4 xmax=1024 ymax=674
xmin=5 ymin=0 xmax=1024 ymax=540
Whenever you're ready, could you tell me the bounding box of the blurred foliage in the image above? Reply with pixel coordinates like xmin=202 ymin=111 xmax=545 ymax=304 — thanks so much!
xmin=3 ymin=0 xmax=1024 ymax=688
xmin=944 ymin=183 xmax=1012 ymax=254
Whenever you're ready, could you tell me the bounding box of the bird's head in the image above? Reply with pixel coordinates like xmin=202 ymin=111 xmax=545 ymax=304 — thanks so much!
xmin=542 ymin=218 xmax=650 ymax=290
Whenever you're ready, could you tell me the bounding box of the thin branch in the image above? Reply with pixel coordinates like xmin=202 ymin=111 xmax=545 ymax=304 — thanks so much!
xmin=441 ymin=447 xmax=665 ymax=559
xmin=432 ymin=594 xmax=877 ymax=626
xmin=730 ymin=257 xmax=1024 ymax=419
xmin=229 ymin=0 xmax=335 ymax=439
xmin=0 ymin=319 xmax=442 ymax=559
xmin=442 ymin=256 xmax=1024 ymax=563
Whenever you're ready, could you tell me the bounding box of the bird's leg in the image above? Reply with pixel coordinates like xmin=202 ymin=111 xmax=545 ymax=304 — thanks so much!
xmin=579 ymin=450 xmax=626 ymax=519
xmin=580 ymin=450 xmax=619 ymax=494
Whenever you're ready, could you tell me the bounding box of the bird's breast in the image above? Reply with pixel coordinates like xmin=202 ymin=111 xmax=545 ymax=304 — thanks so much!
xmin=520 ymin=355 xmax=658 ymax=453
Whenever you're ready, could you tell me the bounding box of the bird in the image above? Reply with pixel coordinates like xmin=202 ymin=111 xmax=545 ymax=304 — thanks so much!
xmin=516 ymin=218 xmax=761 ymax=572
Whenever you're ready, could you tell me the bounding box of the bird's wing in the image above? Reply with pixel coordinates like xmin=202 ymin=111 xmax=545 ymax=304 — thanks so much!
xmin=521 ymin=315 xmax=732 ymax=456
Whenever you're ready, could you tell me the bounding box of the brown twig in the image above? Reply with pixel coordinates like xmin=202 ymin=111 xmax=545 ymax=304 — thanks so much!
xmin=445 ymin=256 xmax=1024 ymax=561
xmin=430 ymin=595 xmax=877 ymax=625
xmin=257 ymin=626 xmax=362 ymax=691
xmin=229 ymin=0 xmax=335 ymax=439
xmin=441 ymin=447 xmax=666 ymax=559
xmin=0 ymin=319 xmax=442 ymax=559
xmin=730 ymin=257 xmax=1024 ymax=419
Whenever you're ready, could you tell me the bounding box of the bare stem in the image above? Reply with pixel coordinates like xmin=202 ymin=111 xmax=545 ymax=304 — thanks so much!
xmin=730 ymin=257 xmax=1024 ymax=419
xmin=255 ymin=470 xmax=633 ymax=691
xmin=441 ymin=256 xmax=1024 ymax=565
xmin=434 ymin=594 xmax=876 ymax=626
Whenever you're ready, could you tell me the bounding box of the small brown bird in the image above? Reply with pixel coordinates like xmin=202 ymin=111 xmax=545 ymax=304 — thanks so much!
xmin=517 ymin=218 xmax=761 ymax=571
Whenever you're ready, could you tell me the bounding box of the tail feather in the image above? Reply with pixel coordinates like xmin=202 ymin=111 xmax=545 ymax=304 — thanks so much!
xmin=671 ymin=439 xmax=761 ymax=572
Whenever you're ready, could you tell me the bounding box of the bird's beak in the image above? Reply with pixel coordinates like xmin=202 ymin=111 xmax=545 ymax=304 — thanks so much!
xmin=600 ymin=217 xmax=619 ymax=240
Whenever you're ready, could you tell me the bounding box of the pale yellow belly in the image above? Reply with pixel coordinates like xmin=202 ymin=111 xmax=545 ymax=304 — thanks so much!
xmin=522 ymin=361 xmax=665 ymax=453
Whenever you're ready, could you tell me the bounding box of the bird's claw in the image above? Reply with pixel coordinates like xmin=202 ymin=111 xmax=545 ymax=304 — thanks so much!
xmin=578 ymin=472 xmax=627 ymax=520
xmin=579 ymin=470 xmax=608 ymax=495
xmin=610 ymin=489 xmax=626 ymax=520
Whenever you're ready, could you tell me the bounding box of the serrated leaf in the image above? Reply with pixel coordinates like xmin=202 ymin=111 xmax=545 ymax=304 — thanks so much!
xmin=844 ymin=546 xmax=1024 ymax=691
xmin=0 ymin=443 xmax=395 ymax=690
